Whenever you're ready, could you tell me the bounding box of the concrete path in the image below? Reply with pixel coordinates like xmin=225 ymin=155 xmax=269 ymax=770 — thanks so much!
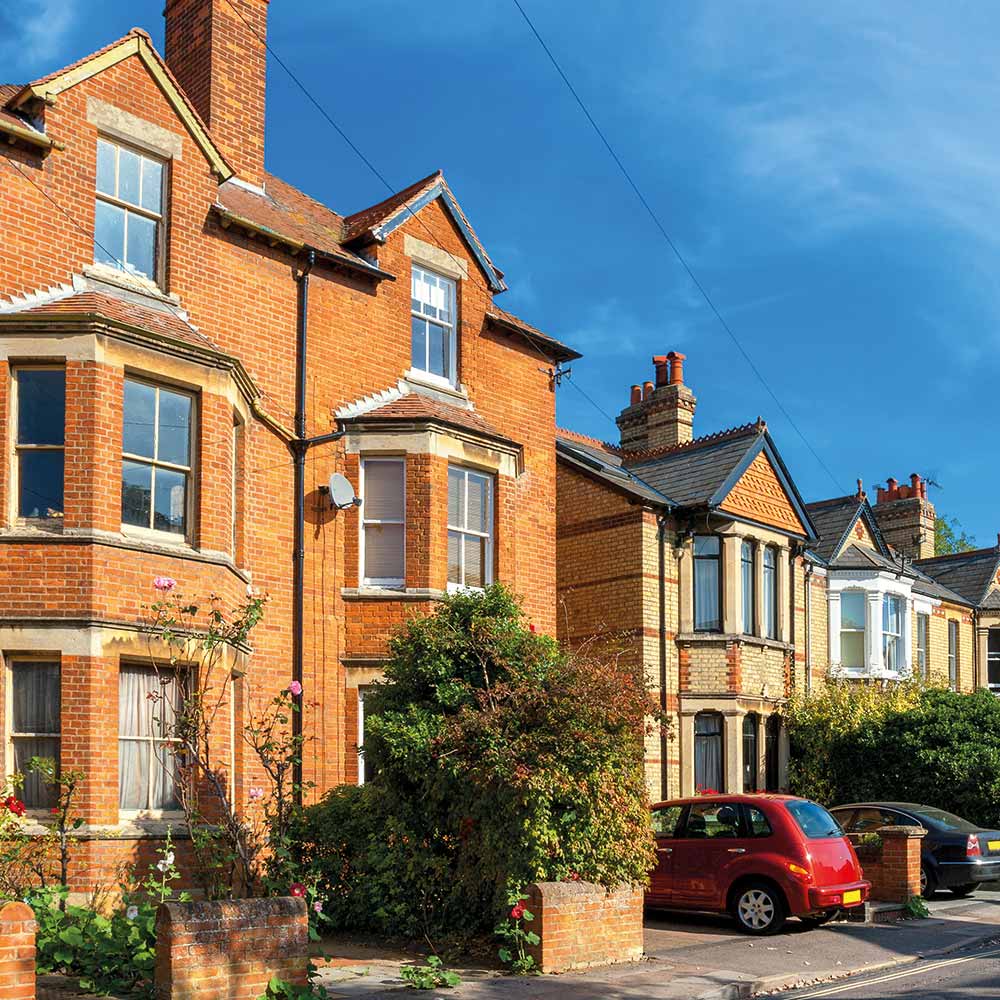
xmin=316 ymin=893 xmax=1000 ymax=1000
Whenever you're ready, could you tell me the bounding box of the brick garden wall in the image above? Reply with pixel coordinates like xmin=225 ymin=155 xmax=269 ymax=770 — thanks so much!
xmin=0 ymin=901 xmax=36 ymax=1000
xmin=852 ymin=825 xmax=925 ymax=904
xmin=524 ymin=881 xmax=644 ymax=974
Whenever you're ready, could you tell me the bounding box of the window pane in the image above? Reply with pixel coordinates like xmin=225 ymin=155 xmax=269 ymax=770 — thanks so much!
xmin=990 ymin=628 xmax=1000 ymax=654
xmin=841 ymin=592 xmax=866 ymax=630
xmin=19 ymin=450 xmax=64 ymax=518
xmin=123 ymin=379 xmax=156 ymax=458
xmin=153 ymin=466 xmax=187 ymax=534
xmin=447 ymin=530 xmax=461 ymax=583
xmin=694 ymin=715 xmax=723 ymax=792
xmin=118 ymin=147 xmax=141 ymax=204
xmin=17 ymin=369 xmax=65 ymax=445
xmin=96 ymin=139 xmax=116 ymax=196
xmin=122 ymin=459 xmax=153 ymax=527
xmin=12 ymin=661 xmax=60 ymax=733
xmin=427 ymin=320 xmax=446 ymax=377
xmin=14 ymin=738 xmax=58 ymax=809
xmin=126 ymin=210 xmax=157 ymax=279
xmin=411 ymin=315 xmax=428 ymax=371
xmin=694 ymin=535 xmax=719 ymax=556
xmin=694 ymin=557 xmax=720 ymax=630
xmin=467 ymin=474 xmax=488 ymax=533
xmin=364 ymin=523 xmax=404 ymax=581
xmin=447 ymin=468 xmax=464 ymax=526
xmin=141 ymin=156 xmax=163 ymax=213
xmin=157 ymin=388 xmax=192 ymax=466
xmin=95 ymin=199 xmax=125 ymax=267
xmin=363 ymin=461 xmax=404 ymax=521
xmin=841 ymin=632 xmax=865 ymax=669
xmin=464 ymin=535 xmax=485 ymax=588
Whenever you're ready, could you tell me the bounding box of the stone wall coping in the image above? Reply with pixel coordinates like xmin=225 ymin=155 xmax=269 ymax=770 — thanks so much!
xmin=157 ymin=896 xmax=307 ymax=925
xmin=0 ymin=900 xmax=35 ymax=923
xmin=878 ymin=824 xmax=926 ymax=839
xmin=527 ymin=880 xmax=639 ymax=901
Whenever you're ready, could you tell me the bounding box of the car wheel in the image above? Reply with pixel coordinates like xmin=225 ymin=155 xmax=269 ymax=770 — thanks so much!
xmin=921 ymin=864 xmax=937 ymax=899
xmin=949 ymin=883 xmax=980 ymax=898
xmin=732 ymin=882 xmax=787 ymax=935
xmin=800 ymin=909 xmax=839 ymax=929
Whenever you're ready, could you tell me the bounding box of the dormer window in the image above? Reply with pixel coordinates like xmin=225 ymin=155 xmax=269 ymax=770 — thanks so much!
xmin=95 ymin=138 xmax=165 ymax=284
xmin=411 ymin=265 xmax=456 ymax=385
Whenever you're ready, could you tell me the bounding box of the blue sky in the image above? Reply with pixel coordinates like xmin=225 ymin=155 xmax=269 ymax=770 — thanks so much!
xmin=4 ymin=1 xmax=999 ymax=542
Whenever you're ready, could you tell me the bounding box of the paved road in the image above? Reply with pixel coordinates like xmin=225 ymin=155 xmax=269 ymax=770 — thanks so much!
xmin=774 ymin=941 xmax=1000 ymax=999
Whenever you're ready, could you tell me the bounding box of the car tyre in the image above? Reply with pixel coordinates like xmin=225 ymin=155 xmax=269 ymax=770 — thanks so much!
xmin=799 ymin=909 xmax=840 ymax=929
xmin=731 ymin=881 xmax=787 ymax=935
xmin=949 ymin=883 xmax=980 ymax=898
xmin=921 ymin=864 xmax=937 ymax=899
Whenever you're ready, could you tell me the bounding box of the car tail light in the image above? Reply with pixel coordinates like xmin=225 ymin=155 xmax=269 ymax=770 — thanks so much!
xmin=787 ymin=862 xmax=811 ymax=878
xmin=967 ymin=835 xmax=982 ymax=857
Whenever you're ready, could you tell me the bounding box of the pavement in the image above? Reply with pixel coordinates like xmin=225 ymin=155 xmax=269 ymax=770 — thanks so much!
xmin=315 ymin=892 xmax=1000 ymax=1000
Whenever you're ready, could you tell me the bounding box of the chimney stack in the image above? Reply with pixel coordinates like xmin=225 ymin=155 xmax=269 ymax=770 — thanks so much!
xmin=616 ymin=352 xmax=697 ymax=452
xmin=164 ymin=0 xmax=269 ymax=188
xmin=872 ymin=472 xmax=936 ymax=560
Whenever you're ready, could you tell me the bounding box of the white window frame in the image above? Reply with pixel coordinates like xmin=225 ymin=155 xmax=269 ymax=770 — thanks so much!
xmin=829 ymin=574 xmax=915 ymax=678
xmin=94 ymin=137 xmax=167 ymax=286
xmin=6 ymin=655 xmax=61 ymax=813
xmin=359 ymin=457 xmax=406 ymax=589
xmin=11 ymin=365 xmax=66 ymax=523
xmin=916 ymin=612 xmax=929 ymax=678
xmin=741 ymin=539 xmax=755 ymax=636
xmin=120 ymin=375 xmax=196 ymax=544
xmin=762 ymin=546 xmax=779 ymax=640
xmin=987 ymin=628 xmax=1000 ymax=692
xmin=883 ymin=594 xmax=903 ymax=673
xmin=409 ymin=265 xmax=457 ymax=387
xmin=357 ymin=688 xmax=367 ymax=786
xmin=839 ymin=590 xmax=867 ymax=670
xmin=447 ymin=466 xmax=494 ymax=593
xmin=118 ymin=663 xmax=184 ymax=820
xmin=948 ymin=620 xmax=959 ymax=689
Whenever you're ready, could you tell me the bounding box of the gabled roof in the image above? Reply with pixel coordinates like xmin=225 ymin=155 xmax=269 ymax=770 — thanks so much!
xmin=4 ymin=29 xmax=233 ymax=179
xmin=486 ymin=307 xmax=581 ymax=363
xmin=556 ymin=433 xmax=673 ymax=507
xmin=623 ymin=421 xmax=815 ymax=538
xmin=0 ymin=83 xmax=55 ymax=151
xmin=342 ymin=173 xmax=507 ymax=293
xmin=805 ymin=495 xmax=889 ymax=562
xmin=914 ymin=547 xmax=1000 ymax=606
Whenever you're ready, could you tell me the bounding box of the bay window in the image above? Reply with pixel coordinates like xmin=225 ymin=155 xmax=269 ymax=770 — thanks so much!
xmin=741 ymin=540 xmax=755 ymax=635
xmin=840 ymin=591 xmax=867 ymax=669
xmin=693 ymin=536 xmax=721 ymax=632
xmin=948 ymin=620 xmax=958 ymax=689
xmin=411 ymin=265 xmax=457 ymax=384
xmin=121 ymin=377 xmax=193 ymax=537
xmin=742 ymin=714 xmax=759 ymax=792
xmin=361 ymin=458 xmax=405 ymax=587
xmin=762 ymin=546 xmax=778 ymax=639
xmin=694 ymin=712 xmax=723 ymax=792
xmin=447 ymin=466 xmax=494 ymax=591
xmin=10 ymin=659 xmax=60 ymax=809
xmin=917 ymin=613 xmax=929 ymax=678
xmin=989 ymin=628 xmax=1000 ymax=692
xmin=14 ymin=367 xmax=65 ymax=521
xmin=882 ymin=595 xmax=903 ymax=673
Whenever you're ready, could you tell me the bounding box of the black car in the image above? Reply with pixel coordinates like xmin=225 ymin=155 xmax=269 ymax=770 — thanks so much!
xmin=830 ymin=802 xmax=1000 ymax=898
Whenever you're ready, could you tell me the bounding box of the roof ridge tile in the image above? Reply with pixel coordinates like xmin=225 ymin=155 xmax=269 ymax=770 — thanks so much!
xmin=624 ymin=417 xmax=766 ymax=464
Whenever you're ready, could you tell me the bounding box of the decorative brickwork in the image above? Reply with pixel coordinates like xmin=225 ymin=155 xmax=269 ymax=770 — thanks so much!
xmin=524 ymin=882 xmax=643 ymax=974
xmin=0 ymin=901 xmax=36 ymax=1000
xmin=154 ymin=897 xmax=308 ymax=1000
xmin=719 ymin=451 xmax=806 ymax=535
xmin=852 ymin=825 xmax=925 ymax=903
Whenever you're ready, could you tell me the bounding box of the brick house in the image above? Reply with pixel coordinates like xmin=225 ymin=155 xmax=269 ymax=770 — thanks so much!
xmin=0 ymin=0 xmax=577 ymax=885
xmin=557 ymin=354 xmax=984 ymax=801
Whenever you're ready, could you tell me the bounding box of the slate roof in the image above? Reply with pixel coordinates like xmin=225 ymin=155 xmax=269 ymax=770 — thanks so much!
xmin=0 ymin=289 xmax=220 ymax=352
xmin=625 ymin=423 xmax=765 ymax=509
xmin=914 ymin=547 xmax=1000 ymax=606
xmin=805 ymin=496 xmax=876 ymax=562
xmin=556 ymin=434 xmax=671 ymax=507
xmin=826 ymin=543 xmax=972 ymax=606
xmin=341 ymin=392 xmax=512 ymax=443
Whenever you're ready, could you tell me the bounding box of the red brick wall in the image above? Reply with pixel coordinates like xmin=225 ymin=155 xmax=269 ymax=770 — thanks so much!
xmin=851 ymin=826 xmax=924 ymax=904
xmin=0 ymin=901 xmax=36 ymax=1000
xmin=524 ymin=882 xmax=643 ymax=973
xmin=154 ymin=897 xmax=308 ymax=1000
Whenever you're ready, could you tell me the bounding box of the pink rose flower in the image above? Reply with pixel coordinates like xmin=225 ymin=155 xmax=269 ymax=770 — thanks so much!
xmin=153 ymin=576 xmax=177 ymax=593
xmin=510 ymin=903 xmax=525 ymax=920
xmin=288 ymin=680 xmax=303 ymax=697
xmin=248 ymin=787 xmax=264 ymax=802
xmin=313 ymin=901 xmax=323 ymax=914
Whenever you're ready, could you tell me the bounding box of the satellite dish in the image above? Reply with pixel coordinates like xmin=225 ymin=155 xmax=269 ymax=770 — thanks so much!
xmin=328 ymin=473 xmax=361 ymax=510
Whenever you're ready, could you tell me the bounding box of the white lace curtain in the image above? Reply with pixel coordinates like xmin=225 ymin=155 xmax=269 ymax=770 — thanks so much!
xmin=118 ymin=665 xmax=179 ymax=812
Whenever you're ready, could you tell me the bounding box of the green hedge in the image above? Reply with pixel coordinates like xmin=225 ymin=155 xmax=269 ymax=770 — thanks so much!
xmin=788 ymin=682 xmax=1000 ymax=826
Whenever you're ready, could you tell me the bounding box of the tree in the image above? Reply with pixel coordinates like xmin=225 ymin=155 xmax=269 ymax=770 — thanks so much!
xmin=935 ymin=515 xmax=976 ymax=555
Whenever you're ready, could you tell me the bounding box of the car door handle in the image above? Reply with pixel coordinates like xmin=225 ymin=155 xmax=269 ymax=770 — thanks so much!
xmin=657 ymin=846 xmax=673 ymax=855
xmin=727 ymin=848 xmax=747 ymax=854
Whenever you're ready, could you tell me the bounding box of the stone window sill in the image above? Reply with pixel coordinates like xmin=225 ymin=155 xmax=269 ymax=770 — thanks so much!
xmin=677 ymin=631 xmax=792 ymax=653
xmin=342 ymin=586 xmax=446 ymax=602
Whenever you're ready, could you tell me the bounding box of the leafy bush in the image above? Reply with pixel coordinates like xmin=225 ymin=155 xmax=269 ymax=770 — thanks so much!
xmin=788 ymin=681 xmax=1000 ymax=826
xmin=399 ymin=956 xmax=461 ymax=990
xmin=297 ymin=585 xmax=659 ymax=939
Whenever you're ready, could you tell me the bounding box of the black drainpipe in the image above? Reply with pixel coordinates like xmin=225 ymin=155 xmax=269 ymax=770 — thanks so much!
xmin=290 ymin=249 xmax=348 ymax=803
xmin=657 ymin=513 xmax=669 ymax=802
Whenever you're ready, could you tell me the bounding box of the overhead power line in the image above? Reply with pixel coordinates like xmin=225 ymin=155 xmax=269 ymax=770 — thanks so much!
xmin=509 ymin=0 xmax=844 ymax=493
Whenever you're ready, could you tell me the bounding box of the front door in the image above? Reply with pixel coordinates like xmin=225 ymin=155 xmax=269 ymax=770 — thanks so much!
xmin=671 ymin=801 xmax=751 ymax=908
xmin=648 ymin=804 xmax=686 ymax=903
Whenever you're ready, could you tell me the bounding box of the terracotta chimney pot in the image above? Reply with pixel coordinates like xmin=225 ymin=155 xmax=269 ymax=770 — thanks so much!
xmin=666 ymin=351 xmax=686 ymax=386
xmin=630 ymin=384 xmax=642 ymax=405
xmin=642 ymin=380 xmax=654 ymax=400
xmin=652 ymin=355 xmax=669 ymax=387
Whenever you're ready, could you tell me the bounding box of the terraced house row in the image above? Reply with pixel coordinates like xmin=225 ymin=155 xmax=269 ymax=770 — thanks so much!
xmin=0 ymin=0 xmax=577 ymax=882
xmin=557 ymin=354 xmax=1000 ymax=800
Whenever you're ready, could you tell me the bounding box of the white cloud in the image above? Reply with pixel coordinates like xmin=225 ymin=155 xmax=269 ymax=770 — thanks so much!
xmin=0 ymin=0 xmax=77 ymax=76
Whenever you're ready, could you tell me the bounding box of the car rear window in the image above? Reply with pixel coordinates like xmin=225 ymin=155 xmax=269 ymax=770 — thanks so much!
xmin=910 ymin=807 xmax=980 ymax=833
xmin=785 ymin=801 xmax=844 ymax=839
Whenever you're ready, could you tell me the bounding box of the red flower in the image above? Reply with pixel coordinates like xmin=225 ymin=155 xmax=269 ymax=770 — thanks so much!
xmin=3 ymin=796 xmax=26 ymax=817
xmin=50 ymin=807 xmax=60 ymax=815
xmin=510 ymin=903 xmax=525 ymax=920
xmin=289 ymin=883 xmax=306 ymax=898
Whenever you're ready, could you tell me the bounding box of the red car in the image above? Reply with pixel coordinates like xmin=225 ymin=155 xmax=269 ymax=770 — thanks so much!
xmin=648 ymin=794 xmax=870 ymax=934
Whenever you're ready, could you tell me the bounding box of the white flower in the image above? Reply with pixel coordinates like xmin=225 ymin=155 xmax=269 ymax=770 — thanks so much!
xmin=156 ymin=851 xmax=175 ymax=872
xmin=126 ymin=905 xmax=139 ymax=921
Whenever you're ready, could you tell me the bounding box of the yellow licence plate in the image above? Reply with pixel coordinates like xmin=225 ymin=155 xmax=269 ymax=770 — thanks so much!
xmin=989 ymin=841 xmax=1000 ymax=852
xmin=843 ymin=890 xmax=862 ymax=905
